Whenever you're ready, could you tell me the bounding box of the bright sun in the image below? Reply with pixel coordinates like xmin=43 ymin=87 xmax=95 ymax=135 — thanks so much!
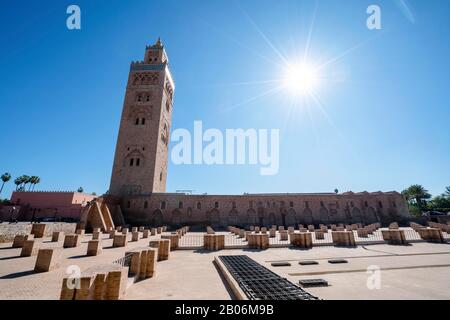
xmin=283 ymin=63 xmax=319 ymax=96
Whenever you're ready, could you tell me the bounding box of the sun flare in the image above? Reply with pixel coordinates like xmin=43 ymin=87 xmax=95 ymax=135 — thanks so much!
xmin=283 ymin=63 xmax=319 ymax=96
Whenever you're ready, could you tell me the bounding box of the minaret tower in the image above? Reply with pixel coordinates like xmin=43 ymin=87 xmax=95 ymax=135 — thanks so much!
xmin=109 ymin=39 xmax=175 ymax=196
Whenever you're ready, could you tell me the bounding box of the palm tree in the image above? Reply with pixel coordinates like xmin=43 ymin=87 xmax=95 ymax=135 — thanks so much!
xmin=402 ymin=184 xmax=432 ymax=211
xmin=30 ymin=176 xmax=40 ymax=191
xmin=21 ymin=175 xmax=31 ymax=191
xmin=444 ymin=186 xmax=450 ymax=198
xmin=14 ymin=177 xmax=22 ymax=191
xmin=0 ymin=173 xmax=11 ymax=196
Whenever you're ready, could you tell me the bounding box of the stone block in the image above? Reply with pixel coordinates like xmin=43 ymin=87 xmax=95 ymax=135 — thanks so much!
xmin=161 ymin=234 xmax=179 ymax=250
xmin=269 ymin=229 xmax=276 ymax=238
xmin=20 ymin=240 xmax=39 ymax=257
xmin=381 ymin=229 xmax=407 ymax=245
xmin=93 ymin=231 xmax=102 ymax=240
xmin=357 ymin=228 xmax=369 ymax=238
xmin=151 ymin=228 xmax=157 ymax=236
xmin=52 ymin=231 xmax=64 ymax=242
xmin=389 ymin=222 xmax=399 ymax=230
xmin=142 ymin=229 xmax=150 ymax=238
xmin=109 ymin=230 xmax=117 ymax=239
xmin=418 ymin=228 xmax=445 ymax=243
xmin=315 ymin=230 xmax=325 ymax=240
xmin=31 ymin=223 xmax=46 ymax=238
xmin=204 ymin=234 xmax=225 ymax=251
xmin=87 ymin=240 xmax=102 ymax=256
xmin=113 ymin=234 xmax=127 ymax=248
xmin=157 ymin=227 xmax=162 ymax=234
xmin=280 ymin=230 xmax=289 ymax=241
xmin=12 ymin=234 xmax=33 ymax=248
xmin=34 ymin=248 xmax=62 ymax=272
xmin=64 ymin=234 xmax=80 ymax=248
xmin=247 ymin=234 xmax=269 ymax=249
xmin=290 ymin=232 xmax=313 ymax=248
xmin=131 ymin=231 xmax=139 ymax=242
xmin=76 ymin=229 xmax=85 ymax=235
xmin=331 ymin=231 xmax=356 ymax=247
xmin=149 ymin=240 xmax=170 ymax=261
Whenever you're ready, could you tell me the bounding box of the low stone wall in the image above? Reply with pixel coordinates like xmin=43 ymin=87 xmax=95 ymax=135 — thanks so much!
xmin=0 ymin=223 xmax=77 ymax=243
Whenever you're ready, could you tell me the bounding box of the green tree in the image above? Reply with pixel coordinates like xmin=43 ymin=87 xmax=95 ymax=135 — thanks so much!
xmin=402 ymin=184 xmax=432 ymax=211
xmin=427 ymin=196 xmax=450 ymax=211
xmin=14 ymin=177 xmax=22 ymax=191
xmin=29 ymin=176 xmax=40 ymax=191
xmin=77 ymin=187 xmax=84 ymax=193
xmin=0 ymin=173 xmax=11 ymax=195
xmin=18 ymin=175 xmax=30 ymax=191
xmin=444 ymin=186 xmax=450 ymax=197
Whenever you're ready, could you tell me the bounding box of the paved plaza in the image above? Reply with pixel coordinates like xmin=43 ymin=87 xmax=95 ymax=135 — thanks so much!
xmin=0 ymin=230 xmax=449 ymax=300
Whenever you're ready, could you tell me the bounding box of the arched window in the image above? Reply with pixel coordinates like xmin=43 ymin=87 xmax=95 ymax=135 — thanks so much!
xmin=130 ymin=158 xmax=134 ymax=167
xmin=179 ymin=201 xmax=183 ymax=209
xmin=136 ymin=158 xmax=140 ymax=167
xmin=160 ymin=172 xmax=163 ymax=181
xmin=144 ymin=201 xmax=148 ymax=209
xmin=160 ymin=201 xmax=166 ymax=210
xmin=197 ymin=202 xmax=202 ymax=210
xmin=215 ymin=202 xmax=219 ymax=209
xmin=378 ymin=201 xmax=383 ymax=208
xmin=290 ymin=201 xmax=294 ymax=208
xmin=135 ymin=118 xmax=139 ymax=125
xmin=364 ymin=201 xmax=368 ymax=207
xmin=232 ymin=201 xmax=237 ymax=209
xmin=141 ymin=118 xmax=146 ymax=125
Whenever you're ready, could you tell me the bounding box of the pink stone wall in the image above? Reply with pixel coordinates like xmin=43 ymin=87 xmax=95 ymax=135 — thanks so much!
xmin=9 ymin=192 xmax=97 ymax=220
xmin=112 ymin=191 xmax=411 ymax=227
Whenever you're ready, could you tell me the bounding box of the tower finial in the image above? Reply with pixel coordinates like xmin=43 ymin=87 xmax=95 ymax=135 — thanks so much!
xmin=156 ymin=37 xmax=162 ymax=47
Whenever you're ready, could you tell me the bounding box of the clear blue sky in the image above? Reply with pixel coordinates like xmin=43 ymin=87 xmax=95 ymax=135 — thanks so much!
xmin=0 ymin=0 xmax=449 ymax=198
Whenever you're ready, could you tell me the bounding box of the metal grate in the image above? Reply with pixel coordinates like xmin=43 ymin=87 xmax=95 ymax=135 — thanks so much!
xmin=219 ymin=255 xmax=318 ymax=300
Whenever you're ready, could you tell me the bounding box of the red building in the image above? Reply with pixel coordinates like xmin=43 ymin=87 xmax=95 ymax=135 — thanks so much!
xmin=7 ymin=191 xmax=97 ymax=221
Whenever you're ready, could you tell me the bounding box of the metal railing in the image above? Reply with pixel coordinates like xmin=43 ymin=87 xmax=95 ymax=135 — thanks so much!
xmin=178 ymin=234 xmax=204 ymax=248
xmin=225 ymin=234 xmax=248 ymax=248
xmin=112 ymin=253 xmax=133 ymax=268
xmin=175 ymin=227 xmax=449 ymax=250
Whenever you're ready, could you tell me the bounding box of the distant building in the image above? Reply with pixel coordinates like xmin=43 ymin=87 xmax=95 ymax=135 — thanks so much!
xmin=103 ymin=39 xmax=411 ymax=228
xmin=8 ymin=191 xmax=97 ymax=221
